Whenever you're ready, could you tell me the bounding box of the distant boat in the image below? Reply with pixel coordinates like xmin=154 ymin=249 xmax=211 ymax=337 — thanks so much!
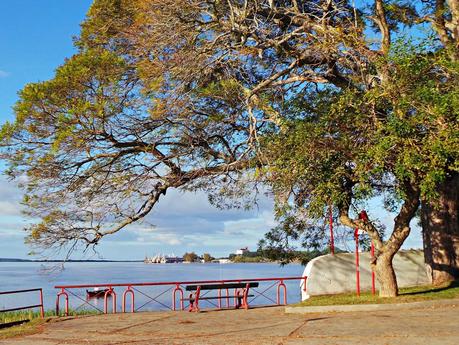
xmin=162 ymin=256 xmax=184 ymax=263
xmin=144 ymin=254 xmax=184 ymax=264
xmin=216 ymin=259 xmax=231 ymax=264
xmin=86 ymin=288 xmax=109 ymax=299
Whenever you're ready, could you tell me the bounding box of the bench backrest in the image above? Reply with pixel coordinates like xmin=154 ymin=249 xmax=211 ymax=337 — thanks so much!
xmin=185 ymin=282 xmax=259 ymax=291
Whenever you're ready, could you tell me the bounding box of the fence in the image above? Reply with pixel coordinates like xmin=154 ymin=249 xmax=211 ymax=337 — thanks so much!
xmin=55 ymin=276 xmax=307 ymax=316
xmin=0 ymin=288 xmax=45 ymax=318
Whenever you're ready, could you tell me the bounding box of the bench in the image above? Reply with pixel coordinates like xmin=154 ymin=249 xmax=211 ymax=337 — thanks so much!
xmin=183 ymin=282 xmax=259 ymax=312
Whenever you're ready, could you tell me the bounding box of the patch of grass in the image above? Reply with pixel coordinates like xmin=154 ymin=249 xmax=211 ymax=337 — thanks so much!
xmin=0 ymin=317 xmax=49 ymax=340
xmin=0 ymin=308 xmax=100 ymax=340
xmin=0 ymin=308 xmax=98 ymax=324
xmin=294 ymin=281 xmax=459 ymax=307
xmin=1 ymin=310 xmax=52 ymax=324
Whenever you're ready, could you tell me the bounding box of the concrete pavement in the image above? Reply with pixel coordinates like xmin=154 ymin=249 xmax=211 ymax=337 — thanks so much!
xmin=2 ymin=300 xmax=459 ymax=345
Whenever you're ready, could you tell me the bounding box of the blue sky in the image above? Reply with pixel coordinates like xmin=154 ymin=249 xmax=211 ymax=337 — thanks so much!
xmin=0 ymin=1 xmax=423 ymax=260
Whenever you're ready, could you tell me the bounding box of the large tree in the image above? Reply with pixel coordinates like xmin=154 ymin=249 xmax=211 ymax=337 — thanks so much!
xmin=109 ymin=0 xmax=458 ymax=294
xmin=1 ymin=0 xmax=457 ymax=296
xmin=415 ymin=0 xmax=459 ymax=285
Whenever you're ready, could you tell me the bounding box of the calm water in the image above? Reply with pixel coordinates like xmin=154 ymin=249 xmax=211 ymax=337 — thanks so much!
xmin=0 ymin=262 xmax=304 ymax=312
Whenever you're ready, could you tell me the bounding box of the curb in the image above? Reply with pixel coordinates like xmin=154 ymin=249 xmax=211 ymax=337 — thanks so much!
xmin=285 ymin=298 xmax=459 ymax=314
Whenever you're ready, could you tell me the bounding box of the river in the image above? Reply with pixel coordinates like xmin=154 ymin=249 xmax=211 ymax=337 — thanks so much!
xmin=0 ymin=262 xmax=305 ymax=312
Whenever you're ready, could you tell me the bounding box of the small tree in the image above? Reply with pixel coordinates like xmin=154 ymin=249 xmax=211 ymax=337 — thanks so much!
xmin=183 ymin=252 xmax=198 ymax=263
xmin=202 ymin=253 xmax=213 ymax=263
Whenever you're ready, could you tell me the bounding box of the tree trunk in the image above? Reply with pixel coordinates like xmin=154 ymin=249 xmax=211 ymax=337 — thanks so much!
xmin=375 ymin=253 xmax=398 ymax=297
xmin=421 ymin=172 xmax=459 ymax=285
xmin=340 ymin=181 xmax=419 ymax=298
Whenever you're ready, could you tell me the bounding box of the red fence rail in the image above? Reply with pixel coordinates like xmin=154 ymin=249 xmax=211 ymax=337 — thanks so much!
xmin=0 ymin=288 xmax=45 ymax=318
xmin=55 ymin=276 xmax=307 ymax=316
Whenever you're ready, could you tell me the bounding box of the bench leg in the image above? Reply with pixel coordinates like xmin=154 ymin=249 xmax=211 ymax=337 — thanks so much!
xmin=235 ymin=290 xmax=242 ymax=309
xmin=242 ymin=284 xmax=250 ymax=310
xmin=189 ymin=286 xmax=201 ymax=312
xmin=188 ymin=293 xmax=194 ymax=312
xmin=188 ymin=296 xmax=200 ymax=312
xmin=242 ymin=290 xmax=248 ymax=310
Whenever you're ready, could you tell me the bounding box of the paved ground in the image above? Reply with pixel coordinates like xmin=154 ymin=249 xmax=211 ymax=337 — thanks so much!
xmin=2 ymin=301 xmax=459 ymax=345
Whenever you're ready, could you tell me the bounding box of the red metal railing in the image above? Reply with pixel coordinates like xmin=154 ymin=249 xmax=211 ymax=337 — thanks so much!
xmin=0 ymin=288 xmax=45 ymax=318
xmin=55 ymin=276 xmax=307 ymax=316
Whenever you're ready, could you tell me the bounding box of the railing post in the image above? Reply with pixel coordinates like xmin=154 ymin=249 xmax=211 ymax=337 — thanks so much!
xmin=56 ymin=289 xmax=69 ymax=316
xmin=217 ymin=289 xmax=222 ymax=309
xmin=172 ymin=284 xmax=184 ymax=311
xmin=104 ymin=288 xmax=116 ymax=314
xmin=39 ymin=288 xmax=45 ymax=318
xmin=122 ymin=286 xmax=135 ymax=313
xmin=277 ymin=280 xmax=287 ymax=305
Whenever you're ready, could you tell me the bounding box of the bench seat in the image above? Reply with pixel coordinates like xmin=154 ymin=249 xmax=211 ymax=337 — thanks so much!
xmin=184 ymin=282 xmax=258 ymax=312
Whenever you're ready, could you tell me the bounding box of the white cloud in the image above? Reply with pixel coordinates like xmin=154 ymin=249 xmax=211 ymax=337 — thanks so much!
xmin=0 ymin=177 xmax=24 ymax=216
xmin=0 ymin=171 xmax=424 ymax=260
xmin=0 ymin=201 xmax=23 ymax=216
xmin=0 ymin=70 xmax=10 ymax=78
xmin=0 ymin=171 xmax=280 ymax=258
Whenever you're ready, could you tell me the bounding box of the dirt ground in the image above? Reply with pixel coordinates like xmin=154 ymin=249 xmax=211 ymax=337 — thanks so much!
xmin=2 ymin=302 xmax=459 ymax=345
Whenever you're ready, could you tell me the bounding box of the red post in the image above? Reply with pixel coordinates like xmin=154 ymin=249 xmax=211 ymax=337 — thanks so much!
xmin=371 ymin=241 xmax=376 ymax=295
xmin=329 ymin=205 xmax=335 ymax=255
xmin=354 ymin=228 xmax=360 ymax=297
xmin=217 ymin=289 xmax=222 ymax=309
xmin=39 ymin=288 xmax=45 ymax=318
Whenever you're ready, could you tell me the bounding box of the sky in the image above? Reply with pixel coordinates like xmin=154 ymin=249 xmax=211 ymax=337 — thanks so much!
xmin=0 ymin=1 xmax=423 ymax=260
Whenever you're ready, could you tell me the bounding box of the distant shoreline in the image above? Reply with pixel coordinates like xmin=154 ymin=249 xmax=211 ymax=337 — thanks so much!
xmin=0 ymin=258 xmax=143 ymax=263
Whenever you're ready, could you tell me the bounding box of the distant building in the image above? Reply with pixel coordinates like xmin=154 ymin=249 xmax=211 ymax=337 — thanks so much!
xmin=217 ymin=258 xmax=231 ymax=264
xmin=235 ymin=247 xmax=249 ymax=255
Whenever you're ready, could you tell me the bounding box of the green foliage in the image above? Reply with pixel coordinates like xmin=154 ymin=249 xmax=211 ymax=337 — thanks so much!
xmin=231 ymin=255 xmax=267 ymax=263
xmin=77 ymin=0 xmax=137 ymax=50
xmin=183 ymin=252 xmax=198 ymax=262
xmin=258 ymin=35 xmax=457 ymax=262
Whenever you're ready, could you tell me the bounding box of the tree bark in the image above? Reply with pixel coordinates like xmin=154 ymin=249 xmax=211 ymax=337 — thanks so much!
xmin=421 ymin=172 xmax=459 ymax=285
xmin=374 ymin=253 xmax=398 ymax=297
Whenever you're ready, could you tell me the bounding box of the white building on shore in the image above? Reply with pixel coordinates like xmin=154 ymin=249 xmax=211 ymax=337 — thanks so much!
xmin=235 ymin=247 xmax=249 ymax=255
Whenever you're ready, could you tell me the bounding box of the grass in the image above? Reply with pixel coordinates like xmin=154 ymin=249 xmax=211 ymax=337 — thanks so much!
xmin=1 ymin=310 xmax=53 ymax=324
xmin=0 ymin=308 xmax=100 ymax=340
xmin=0 ymin=317 xmax=49 ymax=340
xmin=295 ymin=281 xmax=459 ymax=307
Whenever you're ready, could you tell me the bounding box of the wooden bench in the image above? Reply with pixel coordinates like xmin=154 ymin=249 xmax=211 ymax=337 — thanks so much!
xmin=184 ymin=282 xmax=259 ymax=312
